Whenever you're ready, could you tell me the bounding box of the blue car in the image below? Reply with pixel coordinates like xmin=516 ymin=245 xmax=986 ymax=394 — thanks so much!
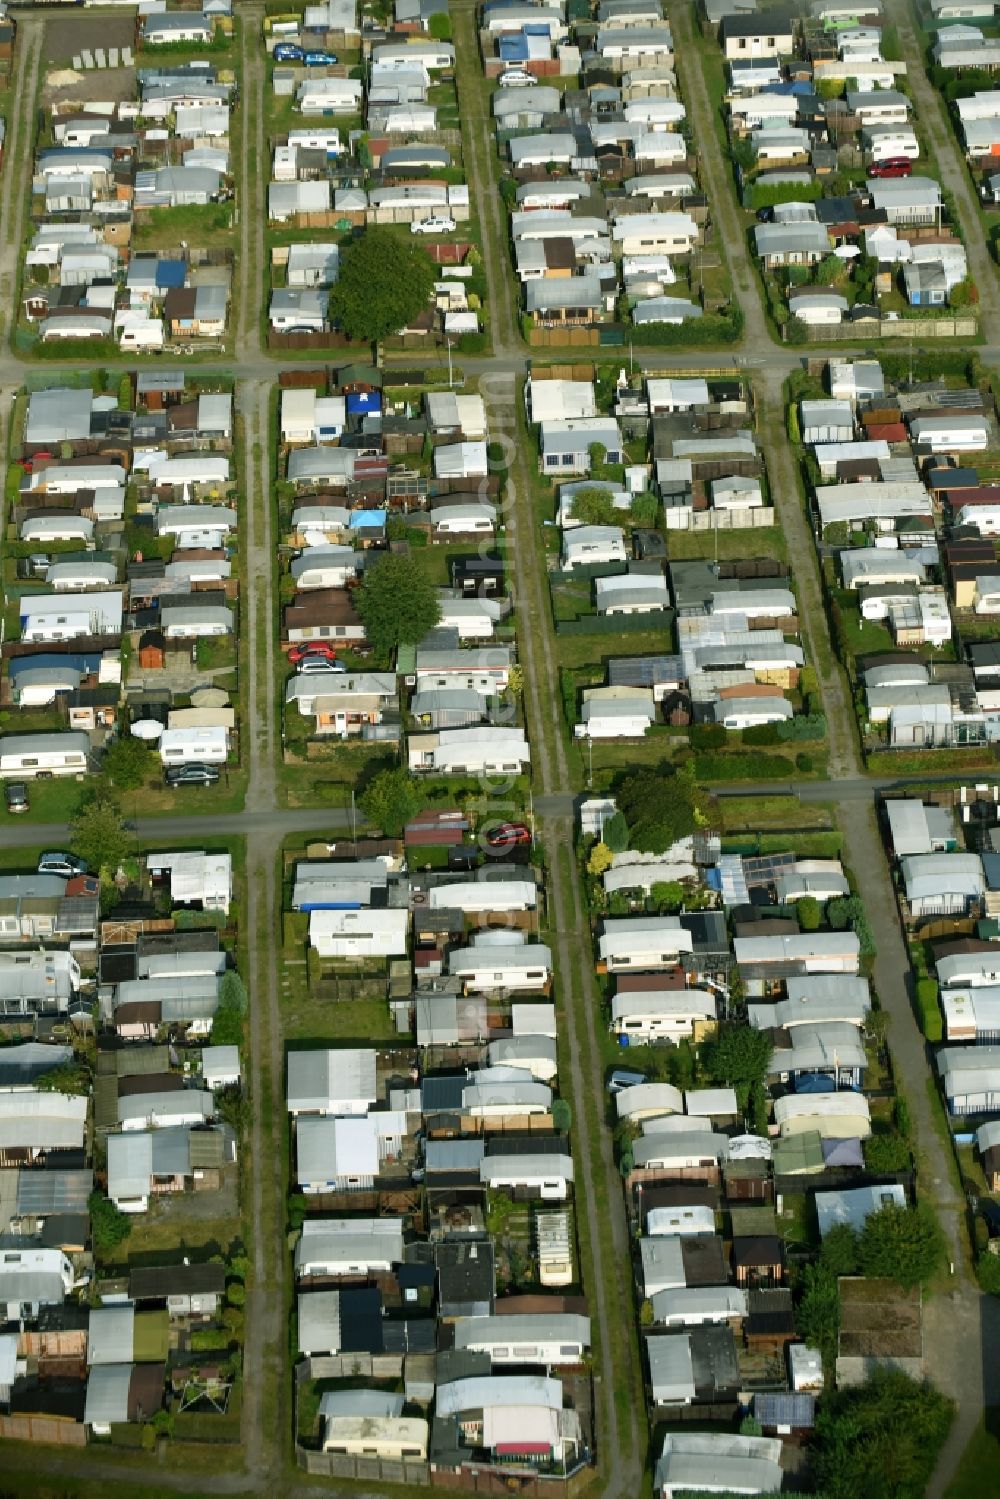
xmin=304 ymin=49 xmax=338 ymax=65
xmin=273 ymin=42 xmax=303 ymax=62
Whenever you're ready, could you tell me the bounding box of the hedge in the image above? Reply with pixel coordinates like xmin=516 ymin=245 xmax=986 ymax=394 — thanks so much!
xmin=694 ymin=753 xmax=792 ymax=781
xmin=777 ymin=712 xmax=827 ymax=743
xmin=916 ymin=976 xmax=942 ymax=1043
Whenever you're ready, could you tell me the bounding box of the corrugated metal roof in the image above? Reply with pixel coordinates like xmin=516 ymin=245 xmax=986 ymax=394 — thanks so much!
xmin=84 ymin=1362 xmax=132 ymax=1425
xmin=88 ymin=1305 xmax=134 ymax=1366
xmin=16 ymin=1168 xmax=92 ymax=1215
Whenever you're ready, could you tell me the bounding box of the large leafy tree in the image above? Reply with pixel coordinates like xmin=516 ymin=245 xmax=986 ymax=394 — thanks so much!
xmin=704 ymin=1022 xmax=771 ymax=1109
xmin=102 ymin=735 xmax=156 ymax=790
xmin=795 ymin=1262 xmax=840 ymax=1372
xmin=813 ymin=1369 xmax=954 ymax=1499
xmin=857 ymin=1202 xmax=945 ymax=1290
xmin=616 ymin=766 xmax=698 ymax=854
xmin=359 ymin=767 xmax=424 ymax=837
xmin=329 ymin=228 xmax=435 ymax=343
xmin=357 ymin=553 xmax=441 ymax=660
xmin=820 ymin=1223 xmax=860 ymax=1277
xmin=69 ymin=795 xmax=131 ymax=876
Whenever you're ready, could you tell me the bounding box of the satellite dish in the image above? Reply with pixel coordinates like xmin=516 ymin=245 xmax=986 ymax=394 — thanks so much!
xmin=130 ymin=719 xmax=163 ymax=740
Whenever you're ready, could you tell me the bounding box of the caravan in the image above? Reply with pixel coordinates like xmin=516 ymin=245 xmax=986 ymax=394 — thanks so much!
xmin=158 ymin=726 xmax=229 ymax=765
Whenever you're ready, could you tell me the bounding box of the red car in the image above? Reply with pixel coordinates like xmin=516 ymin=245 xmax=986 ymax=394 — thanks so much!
xmin=870 ymin=157 xmax=911 ymax=179
xmin=486 ymin=821 xmax=532 ymax=849
xmin=287 ymin=642 xmax=338 ymax=664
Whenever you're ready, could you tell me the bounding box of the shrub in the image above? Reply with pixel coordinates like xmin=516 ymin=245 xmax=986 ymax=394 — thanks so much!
xmin=742 ymin=723 xmax=780 ymax=746
xmin=796 ymin=752 xmax=814 ymax=773
xmin=977 ymin=1251 xmax=1000 ymax=1295
xmin=689 ymin=723 xmax=727 ymax=750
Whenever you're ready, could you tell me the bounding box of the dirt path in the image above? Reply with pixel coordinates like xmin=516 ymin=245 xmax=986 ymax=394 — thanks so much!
xmin=0 ymin=20 xmax=42 ymax=345
xmin=237 ymin=7 xmax=266 ymax=360
xmin=886 ymin=0 xmax=1000 ymax=336
xmin=239 ymin=375 xmax=284 ymax=1481
xmin=484 ymin=369 xmax=644 ymax=1492
xmin=670 ymin=2 xmax=769 ymax=348
xmin=756 ymin=371 xmax=860 ymax=777
xmin=452 ymin=2 xmax=521 ymax=355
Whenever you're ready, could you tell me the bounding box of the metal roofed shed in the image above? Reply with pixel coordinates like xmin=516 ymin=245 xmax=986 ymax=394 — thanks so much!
xmin=815 ymin=1183 xmax=906 ymax=1237
xmin=26 ymin=387 xmax=93 ymax=445
xmin=88 ymin=1305 xmax=134 ymax=1366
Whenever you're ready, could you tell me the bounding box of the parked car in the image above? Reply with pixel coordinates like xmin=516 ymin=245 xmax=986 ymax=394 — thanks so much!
xmin=498 ymin=68 xmax=534 ymax=87
xmin=411 ymin=215 xmax=456 ymax=235
xmin=870 ymin=157 xmax=911 ymax=178
xmin=37 ymin=851 xmax=88 ymax=877
xmin=485 ymin=820 xmax=532 ymax=849
xmin=288 ymin=642 xmax=338 ymax=664
xmin=4 ymin=782 xmax=28 ymax=814
xmin=304 ymin=49 xmax=338 ymax=64
xmin=607 ymin=1068 xmax=646 ymax=1094
xmin=165 ymin=763 xmax=221 ymax=787
xmin=297 ymin=658 xmax=346 ymax=675
xmin=756 ymin=207 xmax=772 ymax=223
xmin=273 ymin=42 xmax=304 ymax=61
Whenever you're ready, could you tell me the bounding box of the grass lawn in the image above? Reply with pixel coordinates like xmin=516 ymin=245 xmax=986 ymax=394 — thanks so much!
xmin=132 ymin=203 xmax=237 ymax=251
xmin=666 ymin=525 xmax=788 ymax=563
xmin=103 ymin=1192 xmax=242 ymax=1268
xmin=276 ymin=741 xmax=394 ymax=809
xmin=712 ymin=794 xmax=835 ymax=833
xmin=555 ymin=626 xmax=672 ymax=671
xmin=945 ymin=1419 xmax=1000 ymax=1499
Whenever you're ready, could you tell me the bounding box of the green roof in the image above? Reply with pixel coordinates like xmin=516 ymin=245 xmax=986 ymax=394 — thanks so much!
xmin=772 ymin=1130 xmax=825 ymax=1176
xmin=116 ymin=1045 xmax=170 ymax=1077
xmin=188 ymin=1130 xmax=225 ymax=1168
xmin=729 ymin=1205 xmax=778 ymax=1237
xmin=94 ymin=1075 xmax=119 ymax=1130
xmin=133 ymin=1309 xmax=170 ymax=1364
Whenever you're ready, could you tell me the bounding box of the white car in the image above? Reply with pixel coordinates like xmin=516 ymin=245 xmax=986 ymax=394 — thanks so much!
xmin=498 ymin=68 xmax=534 ymax=87
xmin=297 ymin=659 xmax=346 ymax=675
xmin=411 ymin=215 xmax=456 ymax=235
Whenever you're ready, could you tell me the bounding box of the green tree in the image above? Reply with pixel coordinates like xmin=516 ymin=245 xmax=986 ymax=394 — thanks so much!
xmin=820 ymin=1223 xmax=860 ymax=1277
xmin=796 ymin=895 xmax=822 ymax=931
xmin=35 ymin=1063 xmax=90 ymax=1096
xmin=650 ymin=880 xmax=685 ymax=912
xmin=976 ymin=1251 xmax=1000 ymax=1294
xmin=89 ymin=1191 xmax=132 ymax=1257
xmin=603 ymin=811 xmax=629 ymax=853
xmin=813 ymin=1369 xmax=954 ymax=1499
xmin=101 ymin=735 xmax=156 ymax=790
xmin=796 ymin=1262 xmax=840 ymax=1372
xmin=617 ymin=767 xmax=697 ymax=854
xmin=569 ymin=485 xmax=618 ymax=526
xmin=211 ymin=970 xmax=248 ymax=1047
xmin=862 ymin=1131 xmax=912 ymax=1174
xmin=705 ymin=1022 xmax=771 ymax=1106
xmin=814 ymin=253 xmax=844 ymax=285
xmin=630 ymin=491 xmax=659 ymax=527
xmin=857 ymin=1202 xmax=945 ymax=1289
xmin=356 ymin=553 xmax=441 ymax=659
xmin=329 ymin=228 xmax=435 ymax=344
xmin=359 ymin=767 xmax=424 ymax=837
xmin=69 ymin=795 xmax=131 ymax=876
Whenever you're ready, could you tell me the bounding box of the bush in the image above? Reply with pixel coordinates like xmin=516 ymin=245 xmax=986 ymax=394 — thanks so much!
xmin=689 ymin=723 xmax=727 ymax=750
xmin=694 ymin=753 xmax=791 ymax=781
xmin=795 ymin=752 xmax=814 ymax=773
xmin=777 ymin=712 xmax=827 ymax=742
xmin=742 ymin=723 xmax=780 ymax=746
xmin=977 ymin=1251 xmax=1000 ymax=1295
xmin=916 ymin=977 xmax=942 ymax=1043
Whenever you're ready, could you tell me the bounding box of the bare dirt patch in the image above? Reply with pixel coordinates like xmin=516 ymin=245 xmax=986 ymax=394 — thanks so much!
xmin=43 ymin=13 xmax=134 ymax=66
